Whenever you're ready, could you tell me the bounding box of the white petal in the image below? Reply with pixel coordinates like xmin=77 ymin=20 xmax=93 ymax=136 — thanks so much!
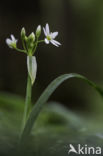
xmin=50 ymin=39 xmax=61 ymax=47
xmin=43 ymin=27 xmax=47 ymax=36
xmin=50 ymin=40 xmax=59 ymax=47
xmin=46 ymin=23 xmax=50 ymax=35
xmin=27 ymin=56 xmax=37 ymax=85
xmin=6 ymin=39 xmax=13 ymax=48
xmin=51 ymin=39 xmax=61 ymax=46
xmin=11 ymin=34 xmax=15 ymax=41
xmin=45 ymin=38 xmax=50 ymax=44
xmin=6 ymin=39 xmax=12 ymax=45
xmin=51 ymin=32 xmax=58 ymax=39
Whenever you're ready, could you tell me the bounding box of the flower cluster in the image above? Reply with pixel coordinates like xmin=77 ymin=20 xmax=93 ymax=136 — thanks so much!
xmin=6 ymin=23 xmax=61 ymax=55
xmin=6 ymin=24 xmax=61 ymax=85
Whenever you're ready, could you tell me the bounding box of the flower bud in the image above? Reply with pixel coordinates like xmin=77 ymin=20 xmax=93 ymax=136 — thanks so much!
xmin=27 ymin=56 xmax=37 ymax=85
xmin=36 ymin=25 xmax=41 ymax=38
xmin=21 ymin=27 xmax=26 ymax=40
xmin=28 ymin=32 xmax=35 ymax=42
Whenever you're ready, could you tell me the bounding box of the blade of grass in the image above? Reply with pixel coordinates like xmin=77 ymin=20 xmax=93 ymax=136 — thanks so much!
xmin=21 ymin=73 xmax=103 ymax=141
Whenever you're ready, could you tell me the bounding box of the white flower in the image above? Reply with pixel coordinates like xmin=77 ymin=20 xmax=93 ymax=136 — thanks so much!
xmin=6 ymin=35 xmax=18 ymax=49
xmin=43 ymin=23 xmax=61 ymax=47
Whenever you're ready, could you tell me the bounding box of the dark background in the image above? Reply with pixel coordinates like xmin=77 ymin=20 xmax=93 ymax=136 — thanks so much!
xmin=0 ymin=0 xmax=103 ymax=114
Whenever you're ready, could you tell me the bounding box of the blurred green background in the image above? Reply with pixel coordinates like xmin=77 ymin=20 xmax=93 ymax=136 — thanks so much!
xmin=0 ymin=0 xmax=103 ymax=116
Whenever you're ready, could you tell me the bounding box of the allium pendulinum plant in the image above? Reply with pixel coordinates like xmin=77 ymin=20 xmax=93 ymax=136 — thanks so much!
xmin=6 ymin=24 xmax=61 ymax=134
xmin=6 ymin=23 xmax=103 ymax=142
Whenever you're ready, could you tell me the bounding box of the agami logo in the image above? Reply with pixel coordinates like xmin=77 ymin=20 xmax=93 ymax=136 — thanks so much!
xmin=68 ymin=144 xmax=101 ymax=155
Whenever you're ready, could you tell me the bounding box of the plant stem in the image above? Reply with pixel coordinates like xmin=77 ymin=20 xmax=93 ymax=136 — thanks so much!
xmin=21 ymin=39 xmax=27 ymax=51
xmin=37 ymin=40 xmax=44 ymax=43
xmin=15 ymin=48 xmax=27 ymax=54
xmin=22 ymin=74 xmax=32 ymax=129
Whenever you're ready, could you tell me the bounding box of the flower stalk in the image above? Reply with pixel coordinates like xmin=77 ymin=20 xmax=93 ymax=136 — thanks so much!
xmin=22 ymin=74 xmax=32 ymax=128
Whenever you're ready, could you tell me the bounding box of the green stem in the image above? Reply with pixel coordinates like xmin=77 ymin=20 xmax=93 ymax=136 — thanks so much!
xmin=15 ymin=48 xmax=27 ymax=54
xmin=21 ymin=39 xmax=26 ymax=51
xmin=22 ymin=74 xmax=32 ymax=129
xmin=32 ymin=40 xmax=44 ymax=55
xmin=33 ymin=42 xmax=38 ymax=54
xmin=37 ymin=40 xmax=45 ymax=43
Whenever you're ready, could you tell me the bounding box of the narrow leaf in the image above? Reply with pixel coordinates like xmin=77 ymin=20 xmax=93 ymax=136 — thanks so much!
xmin=21 ymin=73 xmax=103 ymax=140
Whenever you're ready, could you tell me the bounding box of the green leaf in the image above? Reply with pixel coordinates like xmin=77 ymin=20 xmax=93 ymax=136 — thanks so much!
xmin=21 ymin=73 xmax=103 ymax=140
